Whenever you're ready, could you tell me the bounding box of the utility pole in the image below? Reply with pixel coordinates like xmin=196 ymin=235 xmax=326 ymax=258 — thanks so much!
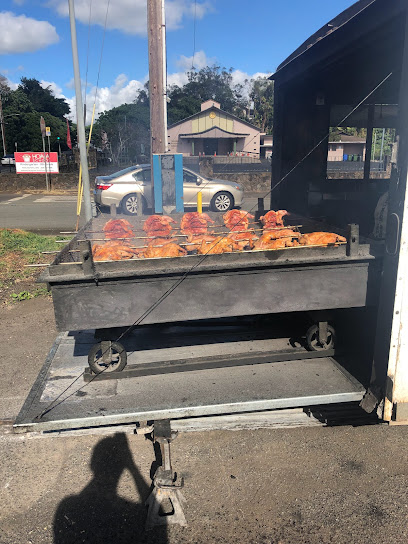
xmin=68 ymin=0 xmax=93 ymax=223
xmin=0 ymin=95 xmax=7 ymax=156
xmin=147 ymin=0 xmax=168 ymax=210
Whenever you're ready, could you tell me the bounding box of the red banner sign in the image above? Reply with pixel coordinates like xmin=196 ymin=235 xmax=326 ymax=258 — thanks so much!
xmin=15 ymin=152 xmax=59 ymax=174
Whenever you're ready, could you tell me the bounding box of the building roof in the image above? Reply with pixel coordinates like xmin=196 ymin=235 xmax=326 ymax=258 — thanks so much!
xmin=168 ymin=105 xmax=261 ymax=132
xmin=329 ymin=134 xmax=366 ymax=143
xmin=179 ymin=126 xmax=249 ymax=139
xmin=270 ymin=0 xmax=405 ymax=82
xmin=201 ymin=100 xmax=220 ymax=111
xmin=273 ymin=0 xmax=375 ymax=75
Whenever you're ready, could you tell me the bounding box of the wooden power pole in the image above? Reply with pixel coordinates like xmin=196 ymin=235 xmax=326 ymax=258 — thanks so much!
xmin=147 ymin=0 xmax=167 ymax=155
xmin=147 ymin=0 xmax=168 ymax=211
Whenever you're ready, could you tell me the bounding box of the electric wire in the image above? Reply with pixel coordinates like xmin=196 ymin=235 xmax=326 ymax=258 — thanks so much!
xmin=83 ymin=0 xmax=93 ymax=124
xmin=94 ymin=0 xmax=111 ymax=104
xmin=191 ymin=0 xmax=197 ymax=70
xmin=76 ymin=0 xmax=111 ymax=227
xmin=36 ymin=71 xmax=392 ymax=420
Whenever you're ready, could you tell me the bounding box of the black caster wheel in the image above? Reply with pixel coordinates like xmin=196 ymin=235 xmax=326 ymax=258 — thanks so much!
xmin=306 ymin=324 xmax=336 ymax=351
xmin=88 ymin=341 xmax=127 ymax=374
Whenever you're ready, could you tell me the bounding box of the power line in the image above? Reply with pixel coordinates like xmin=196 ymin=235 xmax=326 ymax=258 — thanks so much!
xmin=191 ymin=0 xmax=197 ymax=70
xmin=84 ymin=0 xmax=93 ymax=124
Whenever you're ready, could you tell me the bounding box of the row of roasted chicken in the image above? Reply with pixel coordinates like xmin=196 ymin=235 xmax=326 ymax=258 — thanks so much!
xmin=90 ymin=211 xmax=346 ymax=261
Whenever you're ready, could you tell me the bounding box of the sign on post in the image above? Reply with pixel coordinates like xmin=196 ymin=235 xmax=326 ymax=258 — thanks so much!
xmin=46 ymin=127 xmax=51 ymax=137
xmin=15 ymin=152 xmax=59 ymax=174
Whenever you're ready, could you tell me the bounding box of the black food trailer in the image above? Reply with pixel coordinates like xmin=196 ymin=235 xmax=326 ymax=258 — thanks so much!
xmin=13 ymin=0 xmax=408 ymax=527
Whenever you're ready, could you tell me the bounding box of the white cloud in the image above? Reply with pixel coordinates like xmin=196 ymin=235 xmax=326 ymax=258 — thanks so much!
xmin=175 ymin=50 xmax=215 ymax=71
xmin=4 ymin=77 xmax=18 ymax=90
xmin=51 ymin=0 xmax=212 ymax=36
xmin=67 ymin=74 xmax=144 ymax=121
xmin=65 ymin=77 xmax=92 ymax=90
xmin=165 ymin=0 xmax=213 ymax=31
xmin=0 ymin=12 xmax=59 ymax=54
xmin=167 ymin=71 xmax=189 ymax=88
xmin=231 ymin=70 xmax=272 ymax=88
xmin=168 ymin=50 xmax=216 ymax=87
xmin=40 ymin=80 xmax=63 ymax=98
xmin=230 ymin=70 xmax=273 ymax=100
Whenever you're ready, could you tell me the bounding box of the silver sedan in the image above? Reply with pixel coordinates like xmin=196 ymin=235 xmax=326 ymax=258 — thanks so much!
xmin=93 ymin=164 xmax=243 ymax=214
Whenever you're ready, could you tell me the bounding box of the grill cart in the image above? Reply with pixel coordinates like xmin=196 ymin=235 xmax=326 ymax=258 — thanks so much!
xmin=13 ymin=0 xmax=408 ymax=528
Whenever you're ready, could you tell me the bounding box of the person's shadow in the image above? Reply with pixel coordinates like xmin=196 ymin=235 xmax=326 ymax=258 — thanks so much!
xmin=53 ymin=432 xmax=168 ymax=544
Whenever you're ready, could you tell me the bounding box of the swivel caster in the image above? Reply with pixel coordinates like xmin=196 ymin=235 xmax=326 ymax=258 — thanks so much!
xmin=88 ymin=341 xmax=127 ymax=374
xmin=306 ymin=323 xmax=336 ymax=351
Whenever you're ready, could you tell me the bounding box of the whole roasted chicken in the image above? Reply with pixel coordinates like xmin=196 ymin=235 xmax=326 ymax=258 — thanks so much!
xmin=103 ymin=219 xmax=134 ymax=240
xmin=299 ymin=232 xmax=347 ymax=246
xmin=254 ymin=231 xmax=299 ymax=250
xmin=180 ymin=212 xmax=215 ymax=236
xmin=228 ymin=230 xmax=259 ymax=250
xmin=143 ymin=242 xmax=187 ymax=258
xmin=92 ymin=240 xmax=141 ymax=261
xmin=143 ymin=215 xmax=176 ymax=238
xmin=260 ymin=228 xmax=300 ymax=240
xmin=197 ymin=236 xmax=238 ymax=255
xmin=223 ymin=210 xmax=254 ymax=232
xmin=260 ymin=210 xmax=289 ymax=230
xmin=185 ymin=234 xmax=216 ymax=252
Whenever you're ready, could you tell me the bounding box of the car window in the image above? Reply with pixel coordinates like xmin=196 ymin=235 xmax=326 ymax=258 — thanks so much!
xmin=132 ymin=170 xmax=144 ymax=182
xmin=133 ymin=169 xmax=151 ymax=183
xmin=183 ymin=170 xmax=197 ymax=183
xmin=107 ymin=166 xmax=139 ymax=180
xmin=142 ymin=169 xmax=151 ymax=182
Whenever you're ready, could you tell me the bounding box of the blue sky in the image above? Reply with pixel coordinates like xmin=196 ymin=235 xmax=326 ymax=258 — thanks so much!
xmin=0 ymin=0 xmax=356 ymax=118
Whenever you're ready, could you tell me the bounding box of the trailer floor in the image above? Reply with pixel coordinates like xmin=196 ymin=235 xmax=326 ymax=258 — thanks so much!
xmin=15 ymin=320 xmax=365 ymax=433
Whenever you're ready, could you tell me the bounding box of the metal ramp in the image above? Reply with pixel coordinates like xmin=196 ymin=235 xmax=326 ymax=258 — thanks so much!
xmin=14 ymin=323 xmax=366 ymax=433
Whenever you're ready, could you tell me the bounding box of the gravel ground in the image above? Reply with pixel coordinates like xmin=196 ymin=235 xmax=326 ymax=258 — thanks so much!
xmin=1 ymin=297 xmax=408 ymax=544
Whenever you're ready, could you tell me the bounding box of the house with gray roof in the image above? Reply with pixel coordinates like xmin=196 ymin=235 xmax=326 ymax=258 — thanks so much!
xmin=167 ymin=100 xmax=261 ymax=157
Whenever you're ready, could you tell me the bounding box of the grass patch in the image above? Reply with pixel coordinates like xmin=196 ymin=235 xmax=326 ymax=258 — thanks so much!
xmin=0 ymin=229 xmax=59 ymax=259
xmin=0 ymin=229 xmax=60 ymax=304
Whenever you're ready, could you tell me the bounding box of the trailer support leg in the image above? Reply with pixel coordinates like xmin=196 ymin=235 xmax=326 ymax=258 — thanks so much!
xmin=145 ymin=419 xmax=187 ymax=530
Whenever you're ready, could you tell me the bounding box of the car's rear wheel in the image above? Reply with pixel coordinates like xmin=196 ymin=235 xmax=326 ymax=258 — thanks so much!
xmin=211 ymin=191 xmax=234 ymax=212
xmin=122 ymin=193 xmax=143 ymax=215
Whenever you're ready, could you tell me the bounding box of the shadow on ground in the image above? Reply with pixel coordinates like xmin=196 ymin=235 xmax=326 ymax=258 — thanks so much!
xmin=53 ymin=432 xmax=167 ymax=544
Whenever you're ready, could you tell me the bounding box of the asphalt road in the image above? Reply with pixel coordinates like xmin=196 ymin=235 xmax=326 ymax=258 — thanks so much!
xmin=0 ymin=192 xmax=266 ymax=234
xmin=0 ymin=193 xmax=86 ymax=234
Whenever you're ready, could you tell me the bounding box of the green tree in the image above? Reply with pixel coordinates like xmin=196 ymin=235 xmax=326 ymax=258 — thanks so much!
xmin=167 ymin=65 xmax=247 ymax=124
xmin=249 ymin=77 xmax=274 ymax=133
xmin=93 ymin=102 xmax=150 ymax=164
xmin=18 ymin=78 xmax=70 ymax=118
xmin=3 ymin=88 xmax=70 ymax=153
xmin=0 ymin=74 xmax=11 ymax=100
xmin=371 ymin=128 xmax=395 ymax=159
